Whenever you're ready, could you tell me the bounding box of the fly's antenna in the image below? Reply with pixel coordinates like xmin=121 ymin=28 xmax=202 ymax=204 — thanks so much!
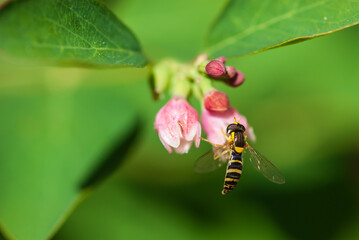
xmin=234 ymin=117 xmax=240 ymax=124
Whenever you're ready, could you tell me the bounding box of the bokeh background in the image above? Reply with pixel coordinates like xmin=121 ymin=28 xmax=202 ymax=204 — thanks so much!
xmin=0 ymin=0 xmax=358 ymax=239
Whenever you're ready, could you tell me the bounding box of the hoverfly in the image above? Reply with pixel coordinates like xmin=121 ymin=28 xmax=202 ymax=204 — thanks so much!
xmin=195 ymin=118 xmax=285 ymax=195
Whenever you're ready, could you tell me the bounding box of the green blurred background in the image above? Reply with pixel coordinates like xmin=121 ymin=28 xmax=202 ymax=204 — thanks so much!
xmin=1 ymin=0 xmax=359 ymax=239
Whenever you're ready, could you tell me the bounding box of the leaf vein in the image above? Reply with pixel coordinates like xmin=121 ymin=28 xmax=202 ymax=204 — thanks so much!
xmin=43 ymin=17 xmax=93 ymax=48
xmin=30 ymin=43 xmax=136 ymax=56
xmin=57 ymin=0 xmax=121 ymax=49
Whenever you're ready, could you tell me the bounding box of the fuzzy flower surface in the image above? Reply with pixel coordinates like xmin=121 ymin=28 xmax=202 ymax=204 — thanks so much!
xmin=155 ymin=97 xmax=201 ymax=154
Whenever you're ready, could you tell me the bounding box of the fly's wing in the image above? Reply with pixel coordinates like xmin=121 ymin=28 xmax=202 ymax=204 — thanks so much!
xmin=244 ymin=144 xmax=285 ymax=184
xmin=194 ymin=147 xmax=231 ymax=173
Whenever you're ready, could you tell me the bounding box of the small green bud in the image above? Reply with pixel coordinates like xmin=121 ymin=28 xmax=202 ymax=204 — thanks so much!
xmin=197 ymin=60 xmax=211 ymax=74
xmin=194 ymin=54 xmax=208 ymax=66
xmin=152 ymin=60 xmax=179 ymax=99
xmin=197 ymin=75 xmax=214 ymax=95
xmin=171 ymin=72 xmax=191 ymax=98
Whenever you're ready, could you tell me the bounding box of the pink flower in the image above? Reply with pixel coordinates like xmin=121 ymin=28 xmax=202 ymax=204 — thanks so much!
xmin=201 ymin=107 xmax=256 ymax=145
xmin=155 ymin=97 xmax=201 ymax=154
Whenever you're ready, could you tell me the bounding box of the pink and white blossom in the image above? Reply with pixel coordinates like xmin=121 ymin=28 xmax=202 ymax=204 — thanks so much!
xmin=201 ymin=107 xmax=255 ymax=145
xmin=155 ymin=97 xmax=201 ymax=154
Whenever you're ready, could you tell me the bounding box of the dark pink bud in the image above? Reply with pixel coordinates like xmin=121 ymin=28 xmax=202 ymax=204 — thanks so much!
xmin=228 ymin=70 xmax=245 ymax=87
xmin=204 ymin=90 xmax=230 ymax=112
xmin=226 ymin=66 xmax=237 ymax=79
xmin=205 ymin=60 xmax=226 ymax=79
xmin=216 ymin=56 xmax=227 ymax=64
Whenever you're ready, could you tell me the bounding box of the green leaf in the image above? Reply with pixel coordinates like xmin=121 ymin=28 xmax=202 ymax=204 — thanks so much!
xmin=205 ymin=0 xmax=359 ymax=58
xmin=0 ymin=84 xmax=139 ymax=240
xmin=0 ymin=0 xmax=147 ymax=67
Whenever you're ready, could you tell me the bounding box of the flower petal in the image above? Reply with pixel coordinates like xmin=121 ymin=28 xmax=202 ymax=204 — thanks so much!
xmin=158 ymin=122 xmax=181 ymax=148
xmin=174 ymin=139 xmax=192 ymax=154
xmin=178 ymin=99 xmax=199 ymax=141
xmin=246 ymin=126 xmax=256 ymax=142
xmin=155 ymin=99 xmax=181 ymax=148
xmin=201 ymin=108 xmax=229 ymax=145
xmin=158 ymin=135 xmax=173 ymax=154
xmin=201 ymin=107 xmax=252 ymax=145
xmin=195 ymin=122 xmax=201 ymax=148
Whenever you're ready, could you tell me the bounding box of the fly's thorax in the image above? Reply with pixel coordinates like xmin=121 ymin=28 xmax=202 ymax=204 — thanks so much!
xmin=227 ymin=123 xmax=246 ymax=148
xmin=234 ymin=131 xmax=246 ymax=149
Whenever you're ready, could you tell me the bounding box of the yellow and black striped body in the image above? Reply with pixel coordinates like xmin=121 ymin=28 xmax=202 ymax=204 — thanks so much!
xmin=222 ymin=150 xmax=243 ymax=195
xmin=222 ymin=123 xmax=246 ymax=195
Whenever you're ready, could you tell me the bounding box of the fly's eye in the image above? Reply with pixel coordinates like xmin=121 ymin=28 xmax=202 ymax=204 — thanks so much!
xmin=226 ymin=127 xmax=232 ymax=134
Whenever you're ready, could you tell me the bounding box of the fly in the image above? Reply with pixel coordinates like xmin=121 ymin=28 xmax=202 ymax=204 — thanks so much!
xmin=195 ymin=118 xmax=285 ymax=195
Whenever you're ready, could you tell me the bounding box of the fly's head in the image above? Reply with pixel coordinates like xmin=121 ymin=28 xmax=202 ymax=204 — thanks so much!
xmin=226 ymin=122 xmax=246 ymax=135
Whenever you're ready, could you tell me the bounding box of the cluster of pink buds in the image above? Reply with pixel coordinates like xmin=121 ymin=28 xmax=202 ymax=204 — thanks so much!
xmin=152 ymin=54 xmax=255 ymax=154
xmin=205 ymin=57 xmax=245 ymax=87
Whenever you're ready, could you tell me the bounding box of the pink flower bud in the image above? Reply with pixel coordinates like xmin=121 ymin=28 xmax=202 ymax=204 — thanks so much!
xmin=204 ymin=90 xmax=229 ymax=112
xmin=228 ymin=70 xmax=245 ymax=87
xmin=155 ymin=97 xmax=201 ymax=154
xmin=216 ymin=56 xmax=227 ymax=64
xmin=225 ymin=66 xmax=237 ymax=79
xmin=205 ymin=60 xmax=226 ymax=79
xmin=201 ymin=107 xmax=255 ymax=145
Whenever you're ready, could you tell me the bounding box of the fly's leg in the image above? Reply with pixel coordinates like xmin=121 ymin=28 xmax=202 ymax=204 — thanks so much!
xmin=221 ymin=129 xmax=232 ymax=142
xmin=199 ymin=137 xmax=226 ymax=149
xmin=214 ymin=149 xmax=230 ymax=160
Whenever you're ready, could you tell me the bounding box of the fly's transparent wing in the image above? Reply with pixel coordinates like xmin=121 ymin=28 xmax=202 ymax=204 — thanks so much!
xmin=244 ymin=144 xmax=285 ymax=184
xmin=194 ymin=147 xmax=231 ymax=173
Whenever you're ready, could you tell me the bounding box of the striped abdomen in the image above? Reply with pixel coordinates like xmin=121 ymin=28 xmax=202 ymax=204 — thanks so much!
xmin=222 ymin=151 xmax=243 ymax=195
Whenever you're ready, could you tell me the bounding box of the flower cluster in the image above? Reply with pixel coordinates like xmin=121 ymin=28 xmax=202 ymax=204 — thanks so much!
xmin=205 ymin=58 xmax=245 ymax=87
xmin=153 ymin=55 xmax=254 ymax=154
